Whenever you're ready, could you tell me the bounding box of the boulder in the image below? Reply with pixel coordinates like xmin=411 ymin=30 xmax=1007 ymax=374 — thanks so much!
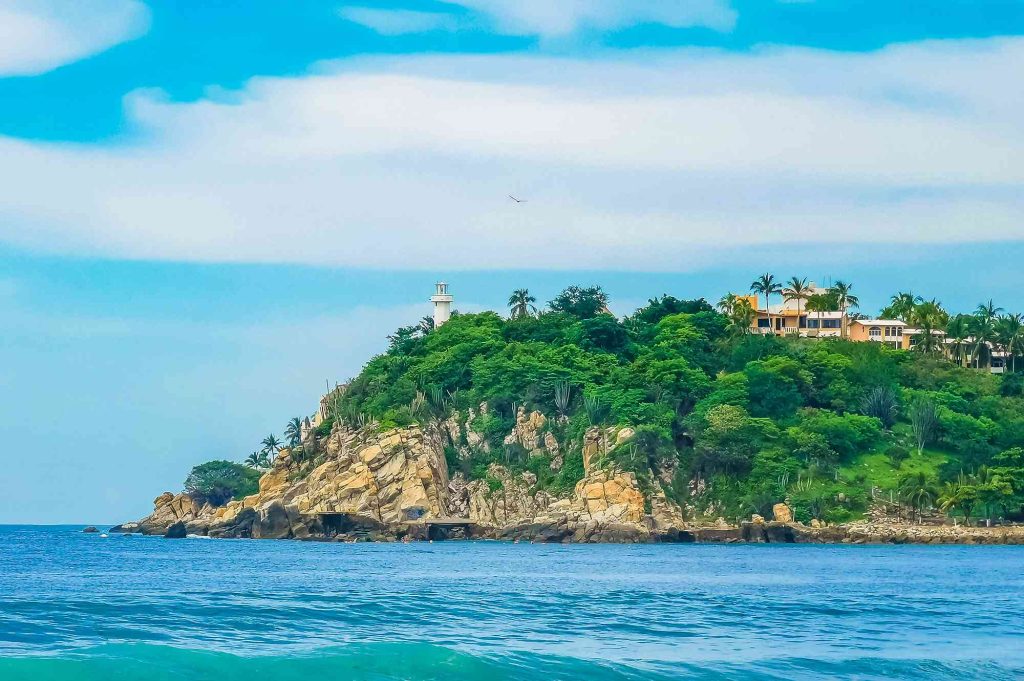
xmin=208 ymin=507 xmax=256 ymax=538
xmin=164 ymin=521 xmax=187 ymax=539
xmin=253 ymin=500 xmax=292 ymax=539
xmin=82 ymin=526 xmax=98 ymax=533
xmin=772 ymin=503 xmax=793 ymax=524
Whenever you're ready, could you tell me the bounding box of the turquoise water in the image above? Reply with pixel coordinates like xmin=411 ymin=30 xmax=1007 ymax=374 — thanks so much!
xmin=1 ymin=526 xmax=1022 ymax=679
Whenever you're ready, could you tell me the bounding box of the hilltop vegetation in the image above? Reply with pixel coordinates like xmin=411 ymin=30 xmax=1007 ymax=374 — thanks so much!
xmin=190 ymin=283 xmax=1024 ymax=527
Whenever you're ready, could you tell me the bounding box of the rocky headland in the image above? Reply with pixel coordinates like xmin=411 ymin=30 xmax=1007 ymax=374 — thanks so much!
xmin=118 ymin=407 xmax=1024 ymax=545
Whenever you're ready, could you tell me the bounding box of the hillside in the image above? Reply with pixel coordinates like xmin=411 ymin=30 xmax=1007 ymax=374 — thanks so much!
xmin=128 ymin=286 xmax=1024 ymax=541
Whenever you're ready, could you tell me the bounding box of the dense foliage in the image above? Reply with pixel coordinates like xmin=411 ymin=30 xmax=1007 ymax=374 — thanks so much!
xmin=184 ymin=460 xmax=261 ymax=506
xmin=265 ymin=285 xmax=1024 ymax=525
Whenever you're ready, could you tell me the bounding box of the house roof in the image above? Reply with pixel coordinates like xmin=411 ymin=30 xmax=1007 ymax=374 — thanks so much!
xmin=852 ymin=319 xmax=906 ymax=327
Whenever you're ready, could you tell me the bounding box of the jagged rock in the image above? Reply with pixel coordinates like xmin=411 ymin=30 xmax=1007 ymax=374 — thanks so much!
xmin=810 ymin=518 xmax=823 ymax=528
xmin=208 ymin=507 xmax=256 ymax=538
xmin=82 ymin=526 xmax=98 ymax=533
xmin=252 ymin=500 xmax=292 ymax=539
xmin=614 ymin=427 xmax=635 ymax=446
xmin=139 ymin=492 xmax=199 ymax=535
xmin=751 ymin=514 xmax=766 ymax=524
xmin=582 ymin=428 xmax=603 ymax=474
xmin=543 ymin=432 xmax=559 ymax=456
xmin=649 ymin=480 xmax=685 ymax=532
xmin=164 ymin=521 xmax=187 ymax=539
xmin=503 ymin=407 xmax=547 ymax=450
xmin=575 ymin=470 xmax=645 ymax=522
xmin=467 ymin=464 xmax=552 ymax=526
xmin=772 ymin=503 xmax=793 ymax=523
xmin=447 ymin=474 xmax=470 ymax=517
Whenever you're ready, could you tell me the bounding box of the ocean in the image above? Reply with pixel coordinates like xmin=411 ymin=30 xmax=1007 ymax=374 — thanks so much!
xmin=0 ymin=525 xmax=1021 ymax=680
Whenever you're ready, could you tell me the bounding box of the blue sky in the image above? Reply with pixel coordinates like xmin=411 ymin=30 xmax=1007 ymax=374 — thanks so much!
xmin=2 ymin=0 xmax=1023 ymax=523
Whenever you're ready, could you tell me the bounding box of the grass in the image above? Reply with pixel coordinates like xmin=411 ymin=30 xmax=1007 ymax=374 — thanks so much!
xmin=843 ymin=447 xmax=948 ymax=492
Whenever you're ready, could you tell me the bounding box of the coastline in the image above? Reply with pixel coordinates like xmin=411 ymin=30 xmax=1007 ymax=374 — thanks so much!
xmin=110 ymin=518 xmax=1024 ymax=546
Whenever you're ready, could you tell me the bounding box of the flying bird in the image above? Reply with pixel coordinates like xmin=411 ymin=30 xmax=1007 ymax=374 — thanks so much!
xmin=508 ymin=195 xmax=527 ymax=203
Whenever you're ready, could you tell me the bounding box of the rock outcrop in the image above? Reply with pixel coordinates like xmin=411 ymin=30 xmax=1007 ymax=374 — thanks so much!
xmin=772 ymin=503 xmax=793 ymax=523
xmin=138 ymin=492 xmax=199 ymax=535
xmin=127 ymin=414 xmax=1024 ymax=545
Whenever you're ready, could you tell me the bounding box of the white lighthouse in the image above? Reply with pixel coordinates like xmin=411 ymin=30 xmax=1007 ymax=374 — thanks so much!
xmin=431 ymin=282 xmax=453 ymax=328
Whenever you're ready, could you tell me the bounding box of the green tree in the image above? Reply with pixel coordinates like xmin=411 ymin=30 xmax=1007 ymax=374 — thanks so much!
xmin=995 ymin=313 xmax=1023 ymax=374
xmin=881 ymin=291 xmax=916 ymax=322
xmin=750 ymin=273 xmax=782 ymax=332
xmin=829 ymin=280 xmax=859 ymax=338
xmin=261 ymin=434 xmax=281 ymax=462
xmin=728 ymin=298 xmax=756 ymax=337
xmin=284 ymin=417 xmax=303 ymax=447
xmin=184 ymin=461 xmax=260 ymax=506
xmin=898 ymin=471 xmax=938 ymax=523
xmin=910 ymin=299 xmax=948 ymax=355
xmin=507 ymin=289 xmax=537 ymax=319
xmin=783 ymin=277 xmax=810 ymax=331
xmin=244 ymin=451 xmax=266 ymax=470
xmin=548 ymin=286 xmax=609 ymax=319
xmin=946 ymin=314 xmax=972 ymax=367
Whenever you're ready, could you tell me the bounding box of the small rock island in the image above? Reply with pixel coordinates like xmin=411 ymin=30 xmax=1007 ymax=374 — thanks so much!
xmin=120 ymin=282 xmax=1024 ymax=544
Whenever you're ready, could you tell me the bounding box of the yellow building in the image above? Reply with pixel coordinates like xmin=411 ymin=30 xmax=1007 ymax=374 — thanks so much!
xmin=743 ymin=284 xmax=843 ymax=337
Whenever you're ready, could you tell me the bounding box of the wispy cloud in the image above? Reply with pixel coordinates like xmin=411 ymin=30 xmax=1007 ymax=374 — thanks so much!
xmin=338 ymin=7 xmax=459 ymax=36
xmin=453 ymin=0 xmax=738 ymax=36
xmin=0 ymin=0 xmax=149 ymax=77
xmin=0 ymin=39 xmax=1021 ymax=269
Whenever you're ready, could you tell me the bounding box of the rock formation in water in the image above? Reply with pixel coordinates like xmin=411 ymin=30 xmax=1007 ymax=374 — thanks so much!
xmin=126 ymin=408 xmax=689 ymax=543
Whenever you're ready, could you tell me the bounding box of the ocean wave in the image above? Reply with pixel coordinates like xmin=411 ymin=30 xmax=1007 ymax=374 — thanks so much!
xmin=0 ymin=643 xmax=1020 ymax=681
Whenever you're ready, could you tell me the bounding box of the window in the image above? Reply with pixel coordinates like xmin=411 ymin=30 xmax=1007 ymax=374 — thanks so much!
xmin=823 ymin=319 xmax=840 ymax=329
xmin=869 ymin=327 xmax=881 ymax=338
xmin=807 ymin=319 xmax=820 ymax=329
xmin=757 ymin=318 xmax=771 ymax=328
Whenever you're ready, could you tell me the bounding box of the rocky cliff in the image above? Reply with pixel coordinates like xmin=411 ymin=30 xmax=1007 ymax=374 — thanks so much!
xmin=124 ymin=405 xmax=1024 ymax=544
xmin=125 ymin=408 xmax=689 ymax=543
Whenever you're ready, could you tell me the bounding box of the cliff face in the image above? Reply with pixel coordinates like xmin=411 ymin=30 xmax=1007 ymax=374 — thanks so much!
xmin=127 ymin=410 xmax=687 ymax=542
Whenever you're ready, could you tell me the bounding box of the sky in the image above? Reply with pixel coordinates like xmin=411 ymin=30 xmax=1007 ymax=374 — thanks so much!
xmin=1 ymin=0 xmax=1022 ymax=523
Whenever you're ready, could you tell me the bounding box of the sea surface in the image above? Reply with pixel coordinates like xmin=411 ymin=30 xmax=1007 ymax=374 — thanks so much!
xmin=0 ymin=526 xmax=1022 ymax=680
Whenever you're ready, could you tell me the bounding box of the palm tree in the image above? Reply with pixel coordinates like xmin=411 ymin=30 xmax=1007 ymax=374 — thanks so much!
xmin=804 ymin=294 xmax=829 ymax=336
xmin=245 ymin=451 xmax=264 ymax=469
xmin=976 ymin=299 xmax=1004 ymax=321
xmin=996 ymin=313 xmax=1023 ymax=373
xmin=899 ymin=471 xmax=938 ymax=524
xmin=882 ymin=292 xmax=916 ymax=323
xmin=968 ymin=300 xmax=1003 ymax=369
xmin=261 ymin=434 xmax=281 ymax=463
xmin=830 ymin=281 xmax=859 ymax=338
xmin=728 ymin=298 xmax=756 ymax=337
xmin=946 ymin=314 xmax=972 ymax=366
xmin=418 ymin=316 xmax=435 ymax=334
xmin=716 ymin=293 xmax=738 ymax=315
xmin=910 ymin=298 xmax=947 ymax=355
xmin=783 ymin=277 xmax=810 ymax=333
xmin=507 ymin=289 xmax=537 ymax=319
xmin=284 ymin=417 xmax=303 ymax=447
xmin=750 ymin=273 xmax=782 ymax=334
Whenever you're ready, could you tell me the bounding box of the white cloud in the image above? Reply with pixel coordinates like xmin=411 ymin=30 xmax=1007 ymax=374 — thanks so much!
xmin=338 ymin=7 xmax=459 ymax=35
xmin=0 ymin=0 xmax=149 ymax=76
xmin=452 ymin=0 xmax=737 ymax=36
xmin=0 ymin=39 xmax=1022 ymax=269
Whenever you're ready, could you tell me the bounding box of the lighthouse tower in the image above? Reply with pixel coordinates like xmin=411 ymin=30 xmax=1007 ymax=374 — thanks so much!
xmin=431 ymin=282 xmax=453 ymax=328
